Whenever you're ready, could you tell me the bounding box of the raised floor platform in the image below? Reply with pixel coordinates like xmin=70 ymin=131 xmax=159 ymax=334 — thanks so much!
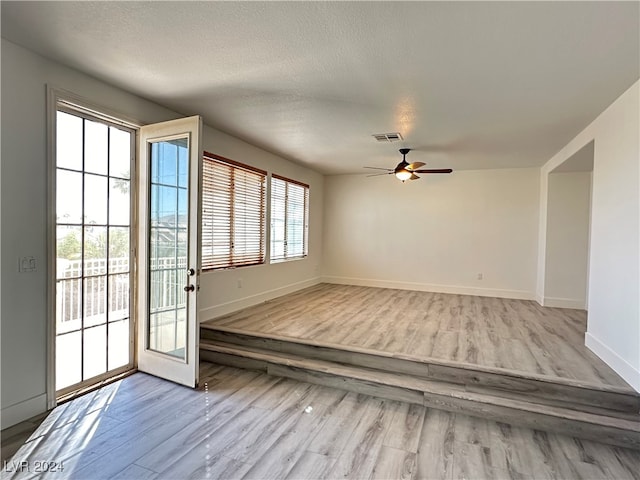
xmin=200 ymin=284 xmax=640 ymax=449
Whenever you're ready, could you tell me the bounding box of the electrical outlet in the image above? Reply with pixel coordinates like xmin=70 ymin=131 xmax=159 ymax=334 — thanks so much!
xmin=477 ymin=273 xmax=483 ymax=280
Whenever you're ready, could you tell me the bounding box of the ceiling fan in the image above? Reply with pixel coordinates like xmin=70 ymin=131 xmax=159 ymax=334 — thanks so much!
xmin=364 ymin=148 xmax=453 ymax=182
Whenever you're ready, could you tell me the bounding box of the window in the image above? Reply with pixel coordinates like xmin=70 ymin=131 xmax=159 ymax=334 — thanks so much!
xmin=201 ymin=153 xmax=266 ymax=270
xmin=270 ymin=175 xmax=309 ymax=262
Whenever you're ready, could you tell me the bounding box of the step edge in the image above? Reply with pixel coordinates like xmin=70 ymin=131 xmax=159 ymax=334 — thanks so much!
xmin=200 ymin=342 xmax=640 ymax=431
xmin=200 ymin=325 xmax=639 ymax=397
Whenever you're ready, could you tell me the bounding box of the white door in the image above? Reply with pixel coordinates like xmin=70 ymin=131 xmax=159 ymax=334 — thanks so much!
xmin=138 ymin=116 xmax=202 ymax=387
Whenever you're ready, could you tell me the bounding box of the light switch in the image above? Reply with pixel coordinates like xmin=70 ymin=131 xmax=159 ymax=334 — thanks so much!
xmin=18 ymin=256 xmax=37 ymax=272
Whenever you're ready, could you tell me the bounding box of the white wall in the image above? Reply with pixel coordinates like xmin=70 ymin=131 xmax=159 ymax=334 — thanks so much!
xmin=538 ymin=80 xmax=639 ymax=391
xmin=0 ymin=39 xmax=322 ymax=428
xmin=322 ymin=168 xmax=539 ymax=299
xmin=543 ymin=172 xmax=591 ymax=308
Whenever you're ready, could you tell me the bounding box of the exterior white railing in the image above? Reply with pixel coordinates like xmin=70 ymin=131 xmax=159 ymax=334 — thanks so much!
xmin=56 ymin=257 xmax=187 ymax=324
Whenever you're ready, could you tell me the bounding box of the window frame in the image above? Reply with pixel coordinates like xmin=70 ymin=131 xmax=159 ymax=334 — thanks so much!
xmin=47 ymin=87 xmax=141 ymax=409
xmin=201 ymin=152 xmax=267 ymax=271
xmin=270 ymin=173 xmax=310 ymax=263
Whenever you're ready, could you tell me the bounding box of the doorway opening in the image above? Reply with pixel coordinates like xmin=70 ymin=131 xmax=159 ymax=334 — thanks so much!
xmin=543 ymin=140 xmax=594 ymax=309
xmin=49 ymin=93 xmax=201 ymax=405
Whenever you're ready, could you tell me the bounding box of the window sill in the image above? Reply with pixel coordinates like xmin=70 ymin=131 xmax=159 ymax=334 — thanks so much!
xmin=269 ymin=256 xmax=307 ymax=265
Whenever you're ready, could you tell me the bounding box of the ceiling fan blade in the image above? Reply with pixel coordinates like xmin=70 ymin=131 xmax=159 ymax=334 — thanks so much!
xmin=414 ymin=168 xmax=453 ymax=174
xmin=366 ymin=172 xmax=393 ymax=177
xmin=363 ymin=166 xmax=393 ymax=171
xmin=409 ymin=173 xmax=420 ymax=180
xmin=406 ymin=162 xmax=425 ymax=170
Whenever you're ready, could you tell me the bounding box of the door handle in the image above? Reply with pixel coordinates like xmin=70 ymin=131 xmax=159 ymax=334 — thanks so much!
xmin=184 ymin=284 xmax=195 ymax=292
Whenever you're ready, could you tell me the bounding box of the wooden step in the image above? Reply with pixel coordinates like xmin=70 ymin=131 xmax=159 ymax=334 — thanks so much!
xmin=200 ymin=339 xmax=640 ymax=450
xmin=200 ymin=325 xmax=640 ymax=415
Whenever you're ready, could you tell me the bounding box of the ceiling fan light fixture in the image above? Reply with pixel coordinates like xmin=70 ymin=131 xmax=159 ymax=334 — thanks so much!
xmin=395 ymin=168 xmax=412 ymax=182
xmin=395 ymin=150 xmax=412 ymax=181
xmin=364 ymin=147 xmax=452 ymax=181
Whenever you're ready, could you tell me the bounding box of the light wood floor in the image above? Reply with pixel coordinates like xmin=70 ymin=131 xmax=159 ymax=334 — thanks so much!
xmin=3 ymin=364 xmax=639 ymax=480
xmin=206 ymin=284 xmax=630 ymax=388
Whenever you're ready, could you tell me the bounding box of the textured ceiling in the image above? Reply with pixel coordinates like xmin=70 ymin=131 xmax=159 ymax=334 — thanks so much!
xmin=2 ymin=1 xmax=638 ymax=174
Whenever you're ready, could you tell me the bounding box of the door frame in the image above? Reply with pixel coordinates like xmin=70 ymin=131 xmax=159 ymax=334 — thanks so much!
xmin=46 ymin=87 xmax=143 ymax=409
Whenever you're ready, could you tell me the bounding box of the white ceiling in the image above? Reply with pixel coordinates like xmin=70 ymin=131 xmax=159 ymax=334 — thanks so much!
xmin=2 ymin=1 xmax=638 ymax=174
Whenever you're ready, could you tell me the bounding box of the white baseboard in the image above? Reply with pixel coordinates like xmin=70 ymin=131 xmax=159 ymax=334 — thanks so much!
xmin=199 ymin=277 xmax=322 ymax=322
xmin=321 ymin=276 xmax=535 ymax=301
xmin=1 ymin=393 xmax=47 ymax=430
xmin=585 ymin=332 xmax=640 ymax=392
xmin=541 ymin=297 xmax=586 ymax=309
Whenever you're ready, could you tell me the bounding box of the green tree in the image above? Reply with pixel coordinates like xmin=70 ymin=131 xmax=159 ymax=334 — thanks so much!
xmin=57 ymin=231 xmax=81 ymax=260
xmin=109 ymin=229 xmax=130 ymax=258
xmin=113 ymin=174 xmax=130 ymax=194
xmin=58 ymin=229 xmax=130 ymax=261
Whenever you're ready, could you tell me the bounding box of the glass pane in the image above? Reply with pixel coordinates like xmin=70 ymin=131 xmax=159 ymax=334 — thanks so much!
xmin=108 ymin=319 xmax=130 ymax=370
xmin=177 ymin=229 xmax=187 ymax=267
xmin=177 ymin=280 xmax=187 ymax=312
xmin=178 ymin=144 xmax=188 ymax=187
xmin=270 ymin=179 xmax=286 ymax=262
xmin=175 ymin=309 xmax=186 ymax=352
xmin=288 ymin=216 xmax=303 ymax=257
xmin=271 ymin=218 xmax=285 ymax=260
xmin=150 ymin=227 xmax=177 ymax=262
xmin=57 ymin=226 xmax=82 ymax=278
xmin=84 ymin=226 xmax=107 ymax=275
xmin=151 ymin=141 xmax=179 ymax=186
xmin=56 ymin=331 xmax=81 ymax=390
xmin=57 ymin=169 xmax=83 ymax=224
xmin=109 ymin=274 xmax=129 ymax=321
xmin=56 ymin=279 xmax=81 ymax=334
xmin=84 ymin=119 xmax=108 ymax=175
xmin=109 ymin=178 xmax=130 ymax=225
xmin=177 ymin=188 xmax=188 ymax=228
xmin=108 ymin=227 xmax=129 ymax=273
xmin=109 ymin=126 xmax=131 ymax=179
xmin=148 ymin=137 xmax=189 ymax=359
xmin=271 ymin=240 xmax=285 ymax=260
xmin=151 ymin=185 xmax=178 ymax=227
xmin=85 ymin=174 xmax=108 ymax=224
xmin=57 ymin=112 xmax=83 ymax=171
xmin=149 ymin=269 xmax=177 ymax=313
xmin=149 ymin=311 xmax=177 ymax=355
xmin=83 ymin=325 xmax=106 ymax=379
xmin=84 ymin=275 xmax=107 ymax=327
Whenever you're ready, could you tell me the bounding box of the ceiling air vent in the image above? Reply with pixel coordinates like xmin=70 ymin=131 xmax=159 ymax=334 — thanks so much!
xmin=373 ymin=132 xmax=403 ymax=142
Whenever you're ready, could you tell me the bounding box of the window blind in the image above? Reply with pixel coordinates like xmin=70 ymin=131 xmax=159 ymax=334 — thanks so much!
xmin=270 ymin=174 xmax=309 ymax=262
xmin=202 ymin=153 xmax=266 ymax=270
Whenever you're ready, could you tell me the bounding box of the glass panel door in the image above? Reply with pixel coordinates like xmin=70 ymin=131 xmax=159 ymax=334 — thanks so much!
xmin=55 ymin=109 xmax=134 ymax=396
xmin=138 ymin=116 xmax=201 ymax=388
